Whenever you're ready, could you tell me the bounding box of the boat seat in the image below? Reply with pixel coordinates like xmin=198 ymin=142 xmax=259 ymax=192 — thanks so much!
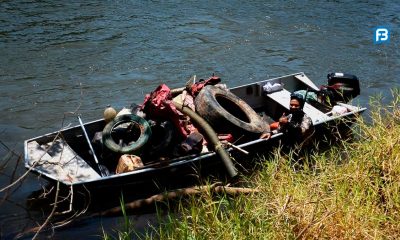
xmin=265 ymin=88 xmax=331 ymax=124
xmin=27 ymin=139 xmax=101 ymax=184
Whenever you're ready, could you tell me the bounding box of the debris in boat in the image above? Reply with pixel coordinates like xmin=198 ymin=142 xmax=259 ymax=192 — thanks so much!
xmin=91 ymin=131 xmax=103 ymax=147
xmin=172 ymin=100 xmax=238 ymax=178
xmin=172 ymin=89 xmax=196 ymax=111
xmin=103 ymin=105 xmax=117 ymax=123
xmin=141 ymin=84 xmax=188 ymax=138
xmin=292 ymin=90 xmax=318 ymax=102
xmin=217 ymin=133 xmax=234 ymax=142
xmin=144 ymin=120 xmax=176 ymax=158
xmin=225 ymin=142 xmax=249 ymax=155
xmin=116 ymin=154 xmax=144 ymax=174
xmin=327 ymin=105 xmax=349 ymax=116
xmin=78 ymin=115 xmax=109 ymax=177
xmin=102 ymin=114 xmax=152 ymax=154
xmin=178 ymin=132 xmax=204 ymax=155
xmin=195 ymin=85 xmax=268 ymax=137
xmin=188 ymin=75 xmax=221 ymax=96
xmin=26 ymin=139 xmax=101 ymax=182
xmin=263 ymin=82 xmax=283 ymax=93
xmin=116 ymin=107 xmax=132 ymax=117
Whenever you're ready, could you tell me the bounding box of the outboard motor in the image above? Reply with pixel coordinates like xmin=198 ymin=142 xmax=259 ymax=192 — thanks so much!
xmin=323 ymin=73 xmax=360 ymax=103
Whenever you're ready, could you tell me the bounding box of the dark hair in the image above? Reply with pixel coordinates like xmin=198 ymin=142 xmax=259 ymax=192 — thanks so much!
xmin=290 ymin=92 xmax=305 ymax=108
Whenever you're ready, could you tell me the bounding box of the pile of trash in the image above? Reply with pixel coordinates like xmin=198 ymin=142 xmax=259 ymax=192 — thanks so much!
xmin=93 ymin=75 xmax=242 ymax=175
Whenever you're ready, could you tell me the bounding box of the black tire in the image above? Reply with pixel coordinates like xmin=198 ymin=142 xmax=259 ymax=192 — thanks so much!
xmin=102 ymin=114 xmax=151 ymax=154
xmin=195 ymin=85 xmax=268 ymax=135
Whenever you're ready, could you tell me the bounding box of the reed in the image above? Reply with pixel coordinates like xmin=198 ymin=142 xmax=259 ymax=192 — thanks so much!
xmin=109 ymin=91 xmax=400 ymax=239
xmin=102 ymin=194 xmax=135 ymax=240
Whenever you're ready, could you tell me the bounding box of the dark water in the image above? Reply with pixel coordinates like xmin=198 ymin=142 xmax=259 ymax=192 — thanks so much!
xmin=0 ymin=0 xmax=399 ymax=238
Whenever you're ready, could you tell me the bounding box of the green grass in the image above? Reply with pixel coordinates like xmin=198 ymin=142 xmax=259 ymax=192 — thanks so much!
xmin=102 ymin=194 xmax=134 ymax=240
xmin=106 ymin=91 xmax=400 ymax=239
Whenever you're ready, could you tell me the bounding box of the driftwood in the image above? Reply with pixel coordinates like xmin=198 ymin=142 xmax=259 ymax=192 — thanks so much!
xmin=17 ymin=183 xmax=258 ymax=238
xmin=99 ymin=183 xmax=259 ymax=216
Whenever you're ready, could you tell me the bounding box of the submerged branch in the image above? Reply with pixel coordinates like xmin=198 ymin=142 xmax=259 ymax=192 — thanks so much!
xmin=32 ymin=181 xmax=60 ymax=240
xmin=99 ymin=183 xmax=259 ymax=217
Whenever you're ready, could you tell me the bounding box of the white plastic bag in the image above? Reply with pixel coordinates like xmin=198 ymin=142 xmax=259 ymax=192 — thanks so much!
xmin=263 ymin=82 xmax=283 ymax=93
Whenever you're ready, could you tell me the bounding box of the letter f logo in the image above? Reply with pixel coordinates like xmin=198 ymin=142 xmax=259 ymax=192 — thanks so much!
xmin=374 ymin=27 xmax=390 ymax=44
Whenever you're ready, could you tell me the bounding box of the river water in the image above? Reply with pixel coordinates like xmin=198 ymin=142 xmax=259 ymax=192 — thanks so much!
xmin=0 ymin=1 xmax=399 ymax=239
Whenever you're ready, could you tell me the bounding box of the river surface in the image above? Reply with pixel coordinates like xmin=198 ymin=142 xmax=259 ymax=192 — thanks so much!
xmin=0 ymin=1 xmax=399 ymax=239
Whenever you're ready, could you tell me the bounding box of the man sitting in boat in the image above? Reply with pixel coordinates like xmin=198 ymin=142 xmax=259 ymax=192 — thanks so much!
xmin=260 ymin=92 xmax=313 ymax=144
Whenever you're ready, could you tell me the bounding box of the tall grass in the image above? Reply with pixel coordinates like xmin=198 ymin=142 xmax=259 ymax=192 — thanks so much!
xmin=102 ymin=194 xmax=135 ymax=240
xmin=115 ymin=91 xmax=400 ymax=239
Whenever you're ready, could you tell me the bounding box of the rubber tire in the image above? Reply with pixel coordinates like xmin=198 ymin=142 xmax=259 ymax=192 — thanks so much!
xmin=195 ymin=85 xmax=268 ymax=135
xmin=102 ymin=114 xmax=151 ymax=154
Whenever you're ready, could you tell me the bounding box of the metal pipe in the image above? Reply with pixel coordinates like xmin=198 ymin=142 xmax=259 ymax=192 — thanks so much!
xmin=77 ymin=115 xmax=107 ymax=177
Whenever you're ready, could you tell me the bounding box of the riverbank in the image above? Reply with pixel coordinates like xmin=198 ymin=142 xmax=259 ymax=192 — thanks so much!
xmin=108 ymin=92 xmax=400 ymax=239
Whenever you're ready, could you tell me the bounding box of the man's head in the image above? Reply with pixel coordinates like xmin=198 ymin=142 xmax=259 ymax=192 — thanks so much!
xmin=289 ymin=92 xmax=305 ymax=120
xmin=290 ymin=92 xmax=305 ymax=110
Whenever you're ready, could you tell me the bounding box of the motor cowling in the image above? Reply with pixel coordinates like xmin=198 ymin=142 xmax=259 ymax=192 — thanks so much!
xmin=325 ymin=72 xmax=360 ymax=103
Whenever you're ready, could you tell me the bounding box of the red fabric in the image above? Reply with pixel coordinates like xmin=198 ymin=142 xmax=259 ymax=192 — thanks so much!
xmin=140 ymin=75 xmax=222 ymax=140
xmin=270 ymin=122 xmax=279 ymax=130
xmin=217 ymin=133 xmax=234 ymax=142
xmin=189 ymin=76 xmax=221 ymax=96
xmin=141 ymin=84 xmax=187 ymax=138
